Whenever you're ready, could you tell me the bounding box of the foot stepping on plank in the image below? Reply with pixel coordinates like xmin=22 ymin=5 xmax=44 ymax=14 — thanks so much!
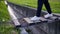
xmin=23 ymin=16 xmax=59 ymax=26
xmin=23 ymin=17 xmax=48 ymax=26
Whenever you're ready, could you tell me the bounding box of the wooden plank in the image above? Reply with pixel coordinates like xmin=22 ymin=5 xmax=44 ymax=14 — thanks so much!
xmin=23 ymin=17 xmax=48 ymax=26
xmin=24 ymin=18 xmax=33 ymax=23
xmin=48 ymin=16 xmax=58 ymax=20
xmin=39 ymin=17 xmax=47 ymax=22
xmin=45 ymin=16 xmax=59 ymax=23
xmin=23 ymin=16 xmax=59 ymax=26
xmin=24 ymin=17 xmax=48 ymax=23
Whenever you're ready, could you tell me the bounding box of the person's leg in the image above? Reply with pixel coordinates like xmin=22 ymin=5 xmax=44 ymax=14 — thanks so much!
xmin=31 ymin=0 xmax=43 ymax=20
xmin=43 ymin=0 xmax=53 ymax=18
xmin=36 ymin=0 xmax=43 ymax=17
xmin=43 ymin=0 xmax=52 ymax=14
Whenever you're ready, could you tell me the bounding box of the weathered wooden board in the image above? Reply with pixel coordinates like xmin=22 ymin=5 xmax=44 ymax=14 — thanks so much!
xmin=23 ymin=16 xmax=59 ymax=26
xmin=23 ymin=17 xmax=48 ymax=26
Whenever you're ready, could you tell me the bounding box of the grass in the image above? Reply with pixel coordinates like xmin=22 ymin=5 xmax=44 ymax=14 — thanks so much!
xmin=8 ymin=0 xmax=60 ymax=13
xmin=0 ymin=23 xmax=19 ymax=34
xmin=0 ymin=1 xmax=19 ymax=34
xmin=0 ymin=1 xmax=10 ymax=22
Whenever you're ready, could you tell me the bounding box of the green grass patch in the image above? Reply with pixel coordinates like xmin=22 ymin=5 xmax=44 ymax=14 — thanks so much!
xmin=0 ymin=23 xmax=19 ymax=34
xmin=8 ymin=0 xmax=60 ymax=13
xmin=0 ymin=1 xmax=10 ymax=22
xmin=0 ymin=1 xmax=19 ymax=34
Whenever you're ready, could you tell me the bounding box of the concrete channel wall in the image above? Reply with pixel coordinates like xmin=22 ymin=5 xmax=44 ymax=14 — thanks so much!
xmin=7 ymin=1 xmax=60 ymax=34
